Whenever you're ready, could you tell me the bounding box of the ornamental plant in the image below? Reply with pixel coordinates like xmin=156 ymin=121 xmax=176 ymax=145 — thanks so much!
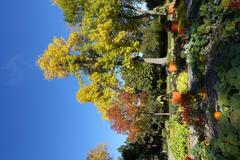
xmin=180 ymin=106 xmax=191 ymax=124
xmin=176 ymin=72 xmax=189 ymax=94
xmin=169 ymin=115 xmax=189 ymax=160
xmin=170 ymin=21 xmax=179 ymax=33
xmin=170 ymin=21 xmax=185 ymax=36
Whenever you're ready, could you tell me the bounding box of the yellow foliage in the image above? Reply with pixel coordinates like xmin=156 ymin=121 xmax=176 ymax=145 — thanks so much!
xmin=37 ymin=37 xmax=70 ymax=79
xmin=123 ymin=86 xmax=135 ymax=94
xmin=76 ymin=72 xmax=118 ymax=119
xmin=87 ymin=144 xmax=112 ymax=160
xmin=37 ymin=36 xmax=80 ymax=80
xmin=81 ymin=0 xmax=140 ymax=70
xmin=39 ymin=0 xmax=143 ymax=119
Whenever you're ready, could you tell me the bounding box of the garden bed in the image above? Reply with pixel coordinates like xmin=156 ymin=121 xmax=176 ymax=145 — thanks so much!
xmin=166 ymin=1 xmax=240 ymax=159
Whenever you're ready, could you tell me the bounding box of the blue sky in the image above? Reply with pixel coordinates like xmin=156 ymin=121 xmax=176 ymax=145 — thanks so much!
xmin=0 ymin=0 xmax=126 ymax=160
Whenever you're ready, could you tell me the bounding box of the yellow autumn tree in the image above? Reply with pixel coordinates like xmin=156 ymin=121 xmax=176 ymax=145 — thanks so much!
xmin=38 ymin=0 xmax=165 ymax=119
xmin=52 ymin=0 xmax=84 ymax=25
xmin=76 ymin=72 xmax=118 ymax=119
xmin=37 ymin=34 xmax=79 ymax=80
xmin=87 ymin=144 xmax=112 ymax=160
xmin=37 ymin=32 xmax=122 ymax=119
xmin=80 ymin=0 xmax=140 ymax=69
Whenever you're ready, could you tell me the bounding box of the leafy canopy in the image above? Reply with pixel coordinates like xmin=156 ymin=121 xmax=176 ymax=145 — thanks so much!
xmin=87 ymin=144 xmax=112 ymax=160
xmin=38 ymin=0 xmax=147 ymax=119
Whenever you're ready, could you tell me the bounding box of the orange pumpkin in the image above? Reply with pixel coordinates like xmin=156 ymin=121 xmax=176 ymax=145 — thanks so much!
xmin=168 ymin=3 xmax=175 ymax=15
xmin=214 ymin=111 xmax=222 ymax=120
xmin=168 ymin=63 xmax=177 ymax=72
xmin=172 ymin=91 xmax=182 ymax=104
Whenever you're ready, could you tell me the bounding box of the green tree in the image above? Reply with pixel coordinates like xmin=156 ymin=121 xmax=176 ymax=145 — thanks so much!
xmin=121 ymin=62 xmax=154 ymax=94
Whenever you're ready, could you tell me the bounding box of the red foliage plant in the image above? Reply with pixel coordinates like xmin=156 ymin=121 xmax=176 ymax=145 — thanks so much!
xmin=170 ymin=22 xmax=185 ymax=36
xmin=170 ymin=22 xmax=179 ymax=33
xmin=107 ymin=91 xmax=148 ymax=141
xmin=181 ymin=104 xmax=191 ymax=124
xmin=230 ymin=0 xmax=240 ymax=8
xmin=180 ymin=95 xmax=204 ymax=125
xmin=172 ymin=93 xmax=192 ymax=124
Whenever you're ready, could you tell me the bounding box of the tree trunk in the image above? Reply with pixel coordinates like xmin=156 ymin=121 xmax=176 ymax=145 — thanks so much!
xmin=143 ymin=57 xmax=167 ymax=66
xmin=154 ymin=113 xmax=170 ymax=116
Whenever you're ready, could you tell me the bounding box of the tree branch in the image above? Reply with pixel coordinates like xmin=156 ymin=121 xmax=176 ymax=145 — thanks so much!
xmin=123 ymin=4 xmax=165 ymax=16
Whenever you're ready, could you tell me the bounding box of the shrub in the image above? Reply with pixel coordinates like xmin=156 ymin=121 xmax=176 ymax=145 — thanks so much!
xmin=169 ymin=115 xmax=189 ymax=160
xmin=141 ymin=28 xmax=161 ymax=58
xmin=176 ymin=0 xmax=188 ymax=29
xmin=176 ymin=72 xmax=189 ymax=94
xmin=121 ymin=62 xmax=154 ymax=94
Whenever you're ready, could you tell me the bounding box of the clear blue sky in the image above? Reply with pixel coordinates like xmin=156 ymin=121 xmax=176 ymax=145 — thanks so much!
xmin=0 ymin=0 xmax=126 ymax=160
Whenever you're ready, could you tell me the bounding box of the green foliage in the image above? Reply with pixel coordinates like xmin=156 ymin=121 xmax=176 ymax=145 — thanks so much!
xmin=168 ymin=115 xmax=189 ymax=160
xmin=215 ymin=43 xmax=240 ymax=110
xmin=118 ymin=118 xmax=166 ymax=160
xmin=222 ymin=20 xmax=237 ymax=38
xmin=175 ymin=1 xmax=240 ymax=160
xmin=182 ymin=0 xmax=239 ymax=81
xmin=176 ymin=72 xmax=189 ymax=94
xmin=176 ymin=0 xmax=188 ymax=29
xmin=150 ymin=18 xmax=162 ymax=32
xmin=230 ymin=109 xmax=240 ymax=129
xmin=191 ymin=109 xmax=240 ymax=159
xmin=221 ymin=0 xmax=230 ymax=8
xmin=210 ymin=32 xmax=240 ymax=160
xmin=117 ymin=104 xmax=167 ymax=159
xmin=230 ymin=94 xmax=240 ymax=109
xmin=189 ymin=1 xmax=204 ymax=19
xmin=182 ymin=31 xmax=208 ymax=79
xmin=141 ymin=20 xmax=162 ymax=58
xmin=191 ymin=141 xmax=210 ymax=160
xmin=121 ymin=62 xmax=154 ymax=94
xmin=116 ymin=93 xmax=168 ymax=159
xmin=53 ymin=0 xmax=83 ymax=25
xmin=197 ymin=19 xmax=211 ymax=34
xmin=205 ymin=110 xmax=240 ymax=159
